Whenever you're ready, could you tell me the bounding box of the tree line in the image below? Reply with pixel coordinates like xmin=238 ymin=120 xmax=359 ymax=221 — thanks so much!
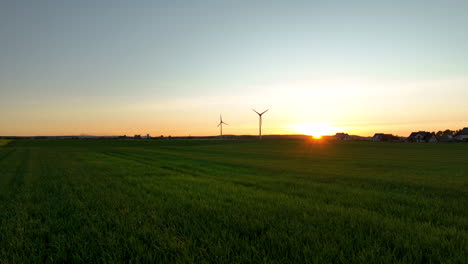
xmin=434 ymin=129 xmax=463 ymax=137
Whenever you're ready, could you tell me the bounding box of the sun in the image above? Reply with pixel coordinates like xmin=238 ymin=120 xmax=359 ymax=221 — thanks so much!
xmin=289 ymin=123 xmax=341 ymax=138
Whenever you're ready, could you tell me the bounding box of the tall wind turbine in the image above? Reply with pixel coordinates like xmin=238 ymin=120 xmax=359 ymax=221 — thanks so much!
xmin=217 ymin=115 xmax=228 ymax=138
xmin=252 ymin=109 xmax=269 ymax=140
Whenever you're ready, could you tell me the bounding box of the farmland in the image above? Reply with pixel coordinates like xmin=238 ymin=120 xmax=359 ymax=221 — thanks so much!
xmin=0 ymin=140 xmax=11 ymax=147
xmin=0 ymin=139 xmax=467 ymax=263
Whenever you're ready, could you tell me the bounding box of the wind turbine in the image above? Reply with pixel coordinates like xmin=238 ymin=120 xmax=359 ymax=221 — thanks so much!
xmin=252 ymin=109 xmax=269 ymax=140
xmin=217 ymin=115 xmax=228 ymax=138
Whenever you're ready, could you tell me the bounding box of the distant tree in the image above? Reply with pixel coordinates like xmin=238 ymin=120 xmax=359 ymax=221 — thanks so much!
xmin=443 ymin=129 xmax=455 ymax=136
xmin=436 ymin=129 xmax=458 ymax=137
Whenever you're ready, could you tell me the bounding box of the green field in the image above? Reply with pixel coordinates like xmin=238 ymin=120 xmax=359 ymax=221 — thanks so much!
xmin=0 ymin=139 xmax=467 ymax=263
xmin=0 ymin=140 xmax=11 ymax=147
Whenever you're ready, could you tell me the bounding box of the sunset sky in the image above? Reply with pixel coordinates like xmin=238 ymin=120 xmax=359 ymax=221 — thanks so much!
xmin=1 ymin=0 xmax=468 ymax=137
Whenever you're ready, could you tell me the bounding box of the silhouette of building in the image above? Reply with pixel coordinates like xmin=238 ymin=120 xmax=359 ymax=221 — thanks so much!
xmin=455 ymin=128 xmax=468 ymax=141
xmin=407 ymin=132 xmax=438 ymax=143
xmin=373 ymin=133 xmax=400 ymax=142
xmin=439 ymin=135 xmax=454 ymax=142
xmin=334 ymin=133 xmax=351 ymax=141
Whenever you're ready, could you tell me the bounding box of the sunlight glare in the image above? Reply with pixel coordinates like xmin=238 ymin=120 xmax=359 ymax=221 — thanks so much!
xmin=289 ymin=123 xmax=342 ymax=138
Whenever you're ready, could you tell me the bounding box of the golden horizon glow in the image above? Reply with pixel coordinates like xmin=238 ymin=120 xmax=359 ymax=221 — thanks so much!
xmin=288 ymin=123 xmax=344 ymax=138
xmin=1 ymin=76 xmax=468 ymax=137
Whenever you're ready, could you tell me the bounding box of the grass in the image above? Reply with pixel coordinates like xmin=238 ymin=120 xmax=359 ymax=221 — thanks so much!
xmin=0 ymin=139 xmax=467 ymax=263
xmin=0 ymin=140 xmax=11 ymax=147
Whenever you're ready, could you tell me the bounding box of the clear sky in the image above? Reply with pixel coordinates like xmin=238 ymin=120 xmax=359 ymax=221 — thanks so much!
xmin=1 ymin=0 xmax=467 ymax=137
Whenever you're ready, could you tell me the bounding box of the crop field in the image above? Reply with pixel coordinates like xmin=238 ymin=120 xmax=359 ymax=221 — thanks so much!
xmin=0 ymin=140 xmax=11 ymax=147
xmin=0 ymin=139 xmax=467 ymax=263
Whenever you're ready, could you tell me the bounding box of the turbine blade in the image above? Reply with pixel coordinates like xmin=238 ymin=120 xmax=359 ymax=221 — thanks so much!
xmin=261 ymin=109 xmax=269 ymax=115
xmin=252 ymin=109 xmax=260 ymax=115
xmin=217 ymin=122 xmax=221 ymax=127
xmin=223 ymin=122 xmax=229 ymax=125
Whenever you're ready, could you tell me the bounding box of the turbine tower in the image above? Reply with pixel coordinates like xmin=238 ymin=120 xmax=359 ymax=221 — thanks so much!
xmin=252 ymin=109 xmax=269 ymax=140
xmin=217 ymin=115 xmax=228 ymax=138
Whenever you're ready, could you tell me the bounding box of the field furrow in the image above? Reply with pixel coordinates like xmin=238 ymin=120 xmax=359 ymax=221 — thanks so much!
xmin=0 ymin=140 xmax=467 ymax=263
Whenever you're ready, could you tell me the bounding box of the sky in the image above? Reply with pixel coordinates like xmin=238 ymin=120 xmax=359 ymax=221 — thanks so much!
xmin=1 ymin=0 xmax=467 ymax=137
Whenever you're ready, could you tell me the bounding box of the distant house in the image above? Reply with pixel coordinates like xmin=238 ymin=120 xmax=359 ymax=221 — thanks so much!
xmin=334 ymin=133 xmax=351 ymax=141
xmin=439 ymin=135 xmax=454 ymax=142
xmin=134 ymin=135 xmax=142 ymax=139
xmin=455 ymin=128 xmax=468 ymax=142
xmin=373 ymin=133 xmax=400 ymax=142
xmin=407 ymin=131 xmax=438 ymax=143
